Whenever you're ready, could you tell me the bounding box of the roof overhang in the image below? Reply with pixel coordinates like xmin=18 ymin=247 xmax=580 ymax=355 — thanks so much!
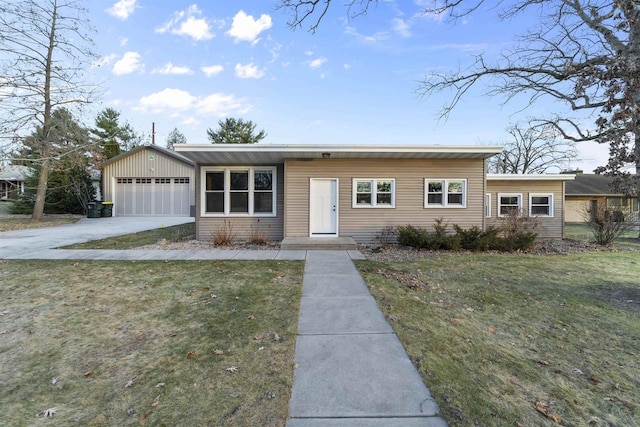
xmin=487 ymin=173 xmax=575 ymax=181
xmin=174 ymin=144 xmax=504 ymax=164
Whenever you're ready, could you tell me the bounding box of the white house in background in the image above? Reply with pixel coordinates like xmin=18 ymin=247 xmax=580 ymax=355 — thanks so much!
xmin=0 ymin=165 xmax=32 ymax=201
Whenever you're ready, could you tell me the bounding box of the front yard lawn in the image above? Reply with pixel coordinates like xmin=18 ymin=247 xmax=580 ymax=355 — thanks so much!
xmin=0 ymin=259 xmax=303 ymax=426
xmin=0 ymin=215 xmax=80 ymax=232
xmin=358 ymin=252 xmax=640 ymax=426
xmin=60 ymin=222 xmax=196 ymax=249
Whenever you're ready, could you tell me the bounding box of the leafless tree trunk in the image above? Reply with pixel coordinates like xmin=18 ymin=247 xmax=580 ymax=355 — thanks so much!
xmin=0 ymin=0 xmax=97 ymax=221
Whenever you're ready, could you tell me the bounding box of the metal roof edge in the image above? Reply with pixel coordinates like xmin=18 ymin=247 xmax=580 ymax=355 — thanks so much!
xmin=103 ymin=144 xmax=194 ymax=167
xmin=487 ymin=173 xmax=576 ymax=181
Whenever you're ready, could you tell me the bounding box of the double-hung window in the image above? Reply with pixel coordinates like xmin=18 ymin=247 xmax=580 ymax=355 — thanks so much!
xmin=352 ymin=179 xmax=395 ymax=208
xmin=424 ymin=179 xmax=467 ymax=208
xmin=203 ymin=167 xmax=276 ymax=216
xmin=529 ymin=193 xmax=553 ymax=217
xmin=498 ymin=193 xmax=522 ymax=217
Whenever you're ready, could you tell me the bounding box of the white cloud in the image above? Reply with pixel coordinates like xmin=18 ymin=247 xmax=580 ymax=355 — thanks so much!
xmin=343 ymin=63 xmax=352 ymax=70
xmin=92 ymin=54 xmax=117 ymax=69
xmin=235 ymin=63 xmax=265 ymax=79
xmin=201 ymin=65 xmax=224 ymax=77
xmin=106 ymin=0 xmax=138 ymax=20
xmin=135 ymin=88 xmax=250 ymax=118
xmin=151 ymin=62 xmax=194 ymax=75
xmin=196 ymin=93 xmax=251 ymax=116
xmin=227 ymin=10 xmax=272 ymax=44
xmin=156 ymin=5 xmax=214 ymax=41
xmin=309 ymin=57 xmax=327 ymax=69
xmin=392 ymin=18 xmax=411 ymax=38
xmin=112 ymin=51 xmax=143 ymax=75
xmin=120 ymin=37 xmax=129 ymax=47
xmin=137 ymin=88 xmax=197 ymax=113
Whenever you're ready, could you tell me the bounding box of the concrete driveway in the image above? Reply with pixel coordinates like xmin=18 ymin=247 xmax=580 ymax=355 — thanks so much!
xmin=0 ymin=216 xmax=194 ymax=259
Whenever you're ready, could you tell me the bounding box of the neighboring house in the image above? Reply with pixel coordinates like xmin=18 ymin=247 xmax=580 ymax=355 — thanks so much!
xmin=174 ymin=144 xmax=575 ymax=243
xmin=486 ymin=174 xmax=574 ymax=238
xmin=564 ymin=172 xmax=639 ymax=222
xmin=0 ymin=165 xmax=32 ymax=201
xmin=102 ymin=145 xmax=195 ymax=216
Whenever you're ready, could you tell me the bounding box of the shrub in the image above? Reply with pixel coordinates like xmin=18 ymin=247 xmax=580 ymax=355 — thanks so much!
xmin=582 ymin=204 xmax=633 ymax=246
xmin=210 ymin=220 xmax=236 ymax=246
xmin=398 ymin=221 xmax=536 ymax=253
xmin=247 ymin=224 xmax=269 ymax=245
xmin=375 ymin=226 xmax=396 ymax=247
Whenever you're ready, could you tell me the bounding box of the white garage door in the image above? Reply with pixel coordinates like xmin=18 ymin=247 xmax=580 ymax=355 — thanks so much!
xmin=115 ymin=177 xmax=190 ymax=216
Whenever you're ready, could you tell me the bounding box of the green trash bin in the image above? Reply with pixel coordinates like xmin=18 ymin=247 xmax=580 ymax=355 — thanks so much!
xmin=87 ymin=202 xmax=102 ymax=218
xmin=101 ymin=201 xmax=114 ymax=217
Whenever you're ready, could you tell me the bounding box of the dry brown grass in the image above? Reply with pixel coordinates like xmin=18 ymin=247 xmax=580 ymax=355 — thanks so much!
xmin=0 ymin=215 xmax=80 ymax=231
xmin=358 ymin=252 xmax=640 ymax=426
xmin=0 ymin=259 xmax=304 ymax=426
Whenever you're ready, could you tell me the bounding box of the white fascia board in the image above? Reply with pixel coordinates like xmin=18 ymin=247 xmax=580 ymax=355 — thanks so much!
xmin=175 ymin=143 xmax=504 ymax=155
xmin=487 ymin=173 xmax=576 ymax=181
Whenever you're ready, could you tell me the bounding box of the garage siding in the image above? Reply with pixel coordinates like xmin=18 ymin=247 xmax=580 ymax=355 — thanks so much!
xmin=102 ymin=147 xmax=195 ymax=216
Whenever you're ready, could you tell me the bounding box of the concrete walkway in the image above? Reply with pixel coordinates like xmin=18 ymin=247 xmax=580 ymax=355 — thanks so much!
xmin=1 ymin=219 xmax=446 ymax=425
xmin=287 ymin=250 xmax=447 ymax=426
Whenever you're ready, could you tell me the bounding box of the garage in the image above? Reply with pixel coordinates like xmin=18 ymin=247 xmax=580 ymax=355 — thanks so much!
xmin=102 ymin=145 xmax=195 ymax=217
xmin=115 ymin=177 xmax=191 ymax=216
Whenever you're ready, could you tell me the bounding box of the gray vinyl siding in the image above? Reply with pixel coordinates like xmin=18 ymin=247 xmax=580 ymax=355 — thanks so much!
xmin=486 ymin=180 xmax=565 ymax=238
xmin=284 ymin=158 xmax=486 ymax=243
xmin=195 ymin=164 xmax=285 ymax=241
xmin=103 ymin=147 xmax=195 ymax=205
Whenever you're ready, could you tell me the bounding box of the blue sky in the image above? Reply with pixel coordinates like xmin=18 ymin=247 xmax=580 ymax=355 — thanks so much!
xmin=89 ymin=0 xmax=608 ymax=172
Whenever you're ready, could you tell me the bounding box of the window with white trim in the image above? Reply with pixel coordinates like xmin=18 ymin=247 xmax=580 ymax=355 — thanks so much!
xmin=485 ymin=193 xmax=491 ymax=218
xmin=424 ymin=179 xmax=467 ymax=208
xmin=352 ymin=179 xmax=395 ymax=208
xmin=529 ymin=193 xmax=553 ymax=217
xmin=202 ymin=167 xmax=276 ymax=216
xmin=498 ymin=193 xmax=522 ymax=217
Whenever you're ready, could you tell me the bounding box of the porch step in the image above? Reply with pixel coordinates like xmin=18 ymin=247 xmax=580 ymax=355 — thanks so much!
xmin=281 ymin=237 xmax=358 ymax=250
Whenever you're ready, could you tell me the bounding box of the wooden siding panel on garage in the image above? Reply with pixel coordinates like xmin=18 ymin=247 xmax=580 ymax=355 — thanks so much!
xmin=285 ymin=158 xmax=486 ymax=243
xmin=102 ymin=147 xmax=195 ymax=215
xmin=486 ymin=180 xmax=565 ymax=238
xmin=195 ymin=164 xmax=285 ymax=241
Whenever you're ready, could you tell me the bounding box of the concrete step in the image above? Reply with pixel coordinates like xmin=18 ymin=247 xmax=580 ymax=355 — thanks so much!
xmin=281 ymin=237 xmax=358 ymax=250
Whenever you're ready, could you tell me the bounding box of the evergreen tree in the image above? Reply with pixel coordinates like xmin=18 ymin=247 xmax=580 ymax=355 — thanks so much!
xmin=166 ymin=127 xmax=187 ymax=150
xmin=206 ymin=118 xmax=266 ymax=144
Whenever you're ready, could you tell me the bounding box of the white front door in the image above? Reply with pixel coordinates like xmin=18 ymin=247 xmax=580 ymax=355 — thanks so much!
xmin=309 ymin=178 xmax=338 ymax=235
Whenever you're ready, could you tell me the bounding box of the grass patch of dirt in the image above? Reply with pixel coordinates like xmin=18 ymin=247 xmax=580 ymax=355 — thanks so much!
xmin=60 ymin=222 xmax=196 ymax=249
xmin=357 ymin=252 xmax=640 ymax=427
xmin=0 ymin=215 xmax=80 ymax=232
xmin=0 ymin=259 xmax=303 ymax=426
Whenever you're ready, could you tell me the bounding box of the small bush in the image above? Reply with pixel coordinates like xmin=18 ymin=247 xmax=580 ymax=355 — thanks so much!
xmin=375 ymin=226 xmax=396 ymax=247
xmin=583 ymin=204 xmax=633 ymax=245
xmin=247 ymin=224 xmax=269 ymax=245
xmin=398 ymin=220 xmax=537 ymax=253
xmin=211 ymin=220 xmax=236 ymax=246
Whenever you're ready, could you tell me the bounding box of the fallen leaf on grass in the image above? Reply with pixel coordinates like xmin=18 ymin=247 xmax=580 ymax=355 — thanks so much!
xmin=247 ymin=315 xmax=255 ymax=320
xmin=573 ymin=368 xmax=584 ymax=375
xmin=84 ymin=370 xmax=94 ymax=378
xmin=151 ymin=396 xmax=160 ymax=407
xmin=155 ymin=382 xmax=165 ymax=388
xmin=537 ymin=360 xmax=550 ymax=366
xmin=225 ymin=366 xmax=238 ymax=372
xmin=127 ymin=407 xmax=134 ymax=417
xmin=535 ymin=401 xmax=562 ymax=424
xmin=258 ymin=346 xmax=265 ymax=351
xmin=186 ymin=351 xmax=197 ymax=359
xmin=38 ymin=407 xmax=57 ymax=417
xmin=488 ymin=326 xmax=497 ymax=333
xmin=213 ymin=349 xmax=224 ymax=355
xmin=50 ymin=377 xmax=58 ymax=385
xmin=140 ymin=411 xmax=151 ymax=421
xmin=273 ymin=333 xmax=281 ymax=342
xmin=124 ymin=377 xmax=136 ymax=388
